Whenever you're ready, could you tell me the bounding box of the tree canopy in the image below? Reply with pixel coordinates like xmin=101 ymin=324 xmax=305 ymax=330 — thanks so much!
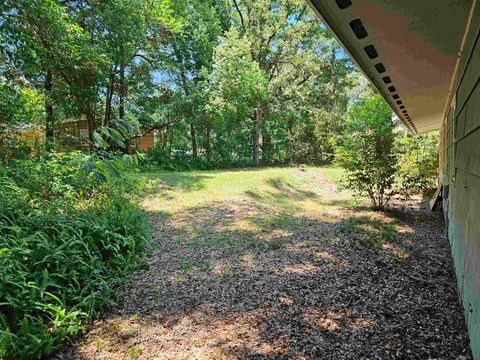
xmin=1 ymin=0 xmax=358 ymax=165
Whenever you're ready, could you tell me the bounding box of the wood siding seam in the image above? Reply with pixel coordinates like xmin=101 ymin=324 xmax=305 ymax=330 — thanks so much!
xmin=456 ymin=57 xmax=480 ymax=118
xmin=444 ymin=0 xmax=479 ymax=122
xmin=447 ymin=17 xmax=480 ymax=354
xmin=455 ymin=0 xmax=480 ymax=90
xmin=456 ymin=123 xmax=480 ymax=145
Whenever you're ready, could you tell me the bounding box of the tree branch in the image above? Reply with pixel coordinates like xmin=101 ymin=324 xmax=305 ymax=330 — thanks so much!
xmin=232 ymin=0 xmax=246 ymax=32
xmin=296 ymin=75 xmax=311 ymax=86
xmin=132 ymin=53 xmax=156 ymax=65
xmin=130 ymin=120 xmax=178 ymax=140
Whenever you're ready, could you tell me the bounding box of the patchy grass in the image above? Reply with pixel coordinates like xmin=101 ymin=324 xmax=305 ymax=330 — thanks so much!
xmin=337 ymin=215 xmax=399 ymax=251
xmin=141 ymin=166 xmax=345 ymax=213
xmin=60 ymin=166 xmax=472 ymax=360
xmin=126 ymin=347 xmax=142 ymax=358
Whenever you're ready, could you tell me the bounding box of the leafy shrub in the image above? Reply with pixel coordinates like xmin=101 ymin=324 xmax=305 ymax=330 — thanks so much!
xmin=142 ymin=147 xmax=214 ymax=171
xmin=335 ymin=94 xmax=397 ymax=209
xmin=0 ymin=83 xmax=44 ymax=130
xmin=0 ymin=152 xmax=149 ymax=359
xmin=394 ymin=131 xmax=439 ymax=196
xmin=0 ymin=126 xmax=45 ymax=164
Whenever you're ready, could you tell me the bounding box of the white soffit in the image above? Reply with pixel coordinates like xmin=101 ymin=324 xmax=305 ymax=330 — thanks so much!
xmin=307 ymin=0 xmax=472 ymax=133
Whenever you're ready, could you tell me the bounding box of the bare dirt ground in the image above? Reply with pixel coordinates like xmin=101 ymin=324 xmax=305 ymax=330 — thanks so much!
xmin=54 ymin=168 xmax=472 ymax=360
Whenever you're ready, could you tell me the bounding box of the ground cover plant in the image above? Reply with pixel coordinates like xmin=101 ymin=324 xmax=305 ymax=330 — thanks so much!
xmin=0 ymin=152 xmax=150 ymax=359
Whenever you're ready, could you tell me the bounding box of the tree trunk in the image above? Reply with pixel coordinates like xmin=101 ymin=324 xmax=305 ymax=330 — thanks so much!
xmin=262 ymin=132 xmax=272 ymax=164
xmin=161 ymin=125 xmax=169 ymax=149
xmin=86 ymin=110 xmax=96 ymax=150
xmin=119 ymin=64 xmax=126 ymax=120
xmin=204 ymin=124 xmax=212 ymax=161
xmin=330 ymin=44 xmax=337 ymax=95
xmin=44 ymin=69 xmax=54 ymax=151
xmin=190 ymin=122 xmax=198 ymax=157
xmin=252 ymin=109 xmax=260 ymax=166
xmin=174 ymin=48 xmax=197 ymax=157
xmin=169 ymin=127 xmax=174 ymax=154
xmin=104 ymin=71 xmax=115 ymax=126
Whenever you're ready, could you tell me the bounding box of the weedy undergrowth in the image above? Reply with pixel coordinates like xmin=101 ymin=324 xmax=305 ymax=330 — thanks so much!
xmin=0 ymin=152 xmax=150 ymax=359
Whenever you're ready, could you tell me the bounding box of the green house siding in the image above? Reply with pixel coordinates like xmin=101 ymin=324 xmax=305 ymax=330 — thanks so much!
xmin=446 ymin=8 xmax=480 ymax=356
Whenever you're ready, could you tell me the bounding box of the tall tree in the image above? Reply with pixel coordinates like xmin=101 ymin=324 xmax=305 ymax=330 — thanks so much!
xmin=158 ymin=0 xmax=229 ymax=157
xmin=207 ymin=28 xmax=268 ymax=164
xmin=1 ymin=0 xmax=89 ymax=147
xmin=1 ymin=0 xmax=181 ymax=148
xmin=225 ymin=0 xmax=354 ymax=164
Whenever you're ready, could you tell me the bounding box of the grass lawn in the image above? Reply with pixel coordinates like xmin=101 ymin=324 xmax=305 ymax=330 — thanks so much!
xmin=60 ymin=167 xmax=472 ymax=360
xmin=140 ymin=166 xmax=345 ymax=210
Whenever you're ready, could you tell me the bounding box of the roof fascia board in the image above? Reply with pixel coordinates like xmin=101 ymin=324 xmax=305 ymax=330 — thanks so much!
xmin=305 ymin=0 xmax=417 ymax=133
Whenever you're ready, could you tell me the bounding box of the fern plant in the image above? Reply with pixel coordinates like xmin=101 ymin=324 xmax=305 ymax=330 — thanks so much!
xmin=0 ymin=152 xmax=150 ymax=359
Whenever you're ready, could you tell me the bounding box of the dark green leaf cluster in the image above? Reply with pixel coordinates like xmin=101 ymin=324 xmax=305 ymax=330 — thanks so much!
xmin=394 ymin=131 xmax=439 ymax=196
xmin=142 ymin=147 xmax=215 ymax=171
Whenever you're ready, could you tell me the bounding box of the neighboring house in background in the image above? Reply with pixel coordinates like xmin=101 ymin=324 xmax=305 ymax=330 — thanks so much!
xmin=56 ymin=118 xmax=90 ymax=150
xmin=1 ymin=118 xmax=156 ymax=154
xmin=56 ymin=118 xmax=156 ymax=152
xmin=135 ymin=129 xmax=155 ymax=151
xmin=307 ymin=0 xmax=480 ymax=357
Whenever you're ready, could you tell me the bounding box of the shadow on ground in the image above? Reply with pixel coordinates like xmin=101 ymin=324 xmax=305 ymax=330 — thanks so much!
xmin=57 ymin=171 xmax=472 ymax=360
xmin=141 ymin=172 xmax=214 ymax=194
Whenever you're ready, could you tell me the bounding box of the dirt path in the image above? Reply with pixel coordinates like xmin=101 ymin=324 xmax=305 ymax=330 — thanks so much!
xmin=57 ymin=168 xmax=472 ymax=359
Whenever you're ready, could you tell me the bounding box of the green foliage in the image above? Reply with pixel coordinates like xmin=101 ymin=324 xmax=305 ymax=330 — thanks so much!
xmin=1 ymin=0 xmax=182 ymax=149
xmin=0 ymin=83 xmax=44 ymax=128
xmin=0 ymin=153 xmax=149 ymax=359
xmin=1 ymin=0 xmax=357 ymax=166
xmin=290 ymin=109 xmax=345 ymax=165
xmin=142 ymin=147 xmax=214 ymax=171
xmin=335 ymin=93 xmax=440 ymax=205
xmin=0 ymin=80 xmax=45 ymax=161
xmin=207 ymin=29 xmax=268 ymax=124
xmin=335 ymin=94 xmax=396 ymax=209
xmin=146 ymin=0 xmax=356 ymax=167
xmin=395 ymin=131 xmax=439 ymax=195
xmin=93 ymin=119 xmax=140 ymax=150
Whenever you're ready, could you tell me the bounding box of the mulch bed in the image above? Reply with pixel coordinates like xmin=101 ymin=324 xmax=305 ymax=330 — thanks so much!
xmin=54 ymin=185 xmax=472 ymax=359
